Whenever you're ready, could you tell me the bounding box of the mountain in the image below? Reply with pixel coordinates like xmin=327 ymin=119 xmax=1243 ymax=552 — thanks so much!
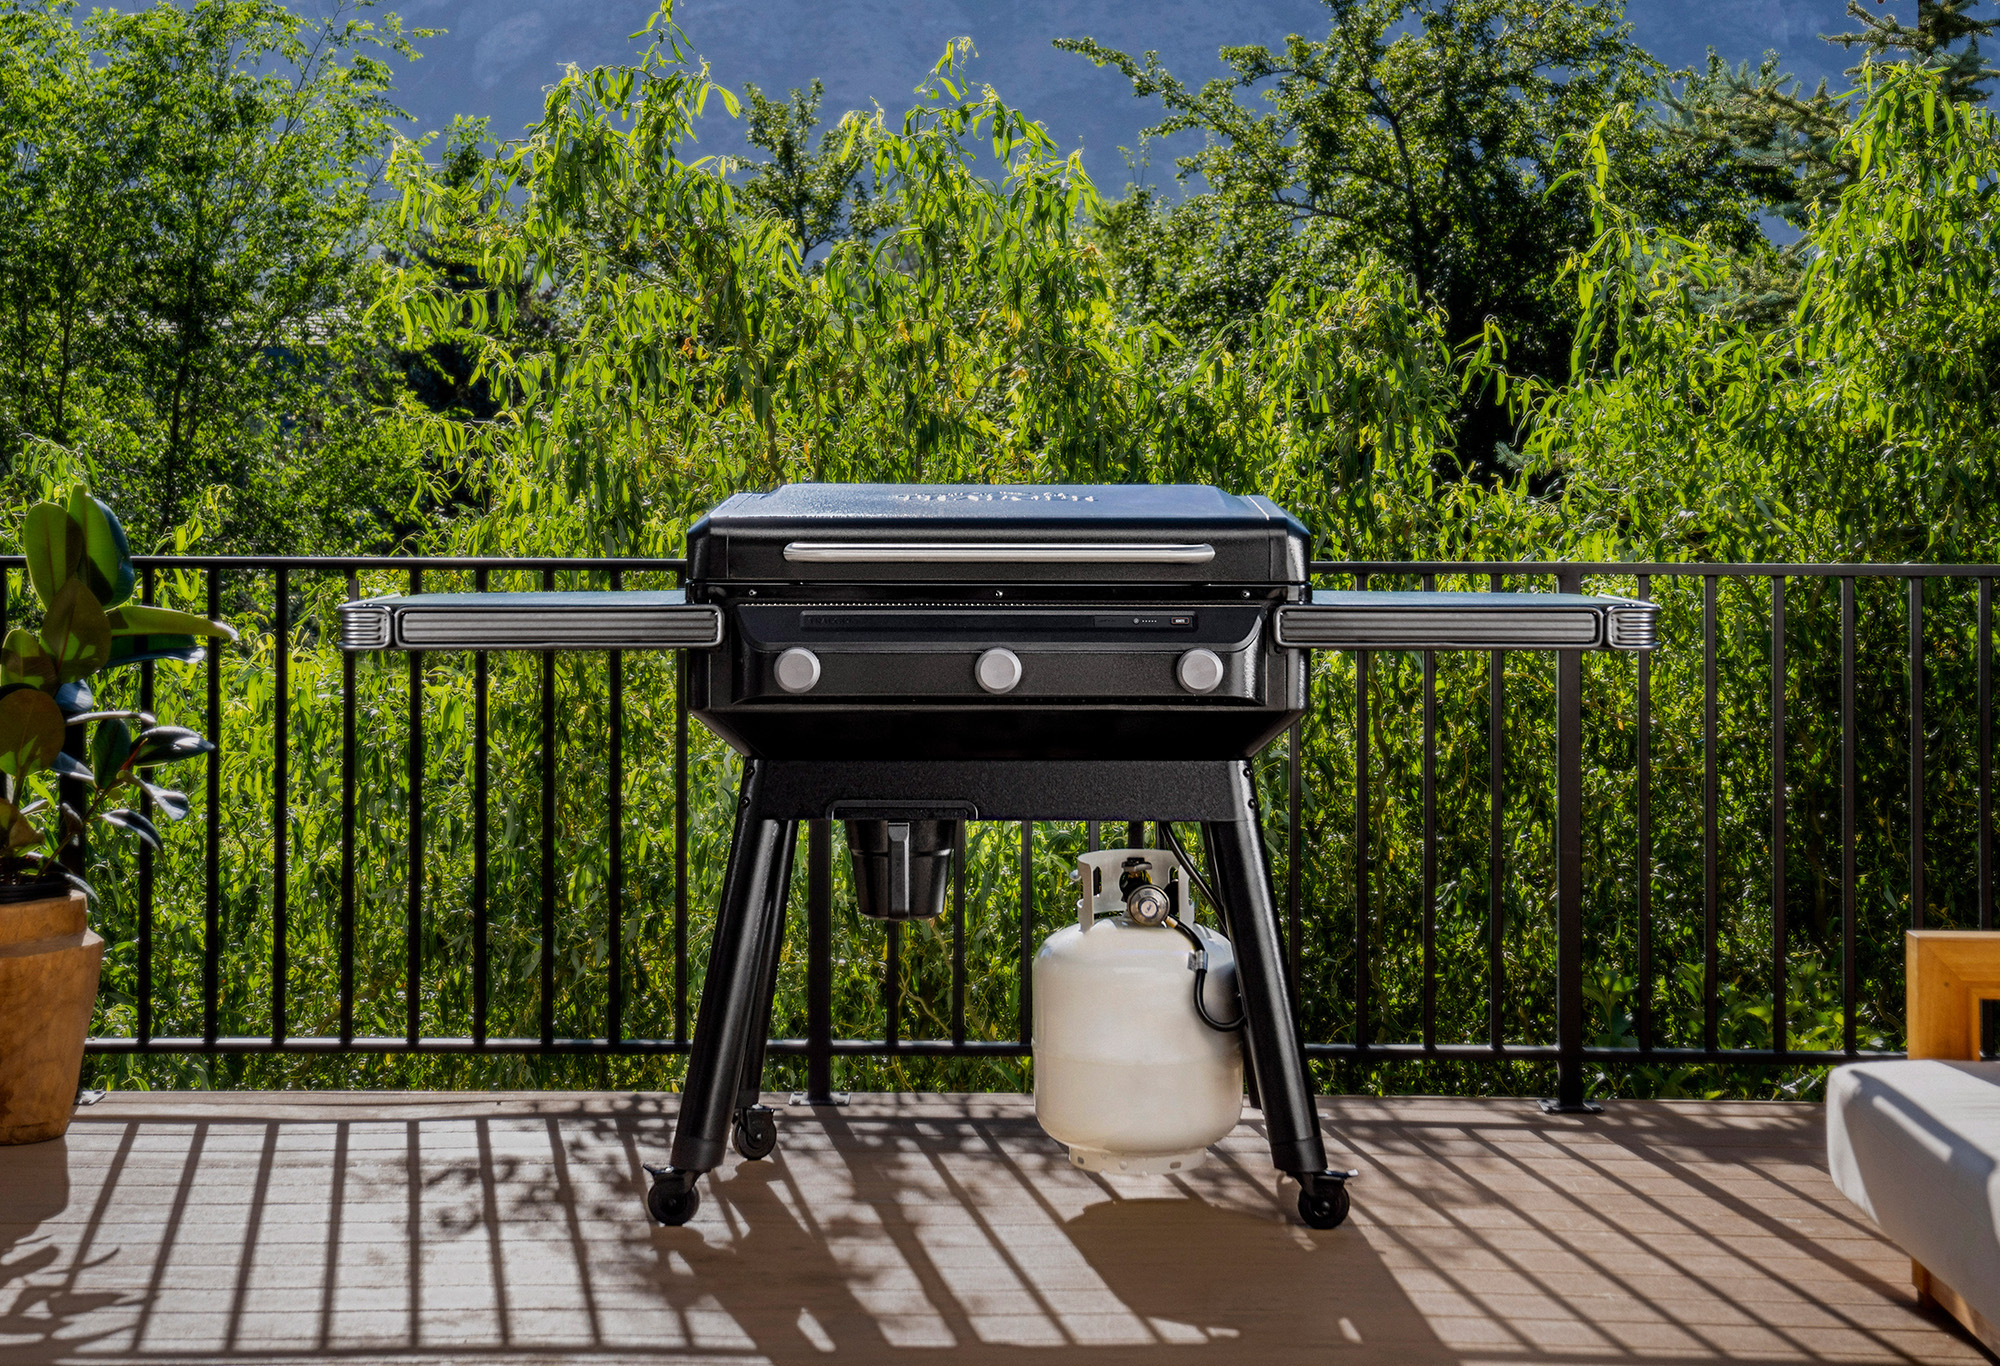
xmin=374 ymin=0 xmax=1879 ymax=188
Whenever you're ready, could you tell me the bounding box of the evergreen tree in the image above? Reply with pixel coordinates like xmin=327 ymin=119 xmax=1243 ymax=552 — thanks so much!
xmin=1665 ymin=0 xmax=1997 ymax=227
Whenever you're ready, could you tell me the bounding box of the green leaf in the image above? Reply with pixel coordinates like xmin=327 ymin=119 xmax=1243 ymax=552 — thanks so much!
xmin=137 ymin=779 xmax=191 ymax=822
xmin=64 ymin=488 xmax=136 ymax=610
xmin=97 ymin=807 xmax=160 ymax=851
xmin=40 ymin=579 xmax=112 ymax=684
xmin=0 ymin=687 xmax=66 ymax=779
xmin=49 ymin=751 xmax=94 ymax=783
xmin=107 ymin=635 xmax=205 ymax=669
xmin=127 ymin=725 xmax=214 ymax=769
xmin=91 ymin=718 xmax=132 ymax=786
xmin=2 ymin=629 xmax=57 ymax=690
xmin=23 ymin=502 xmax=83 ymax=609
xmin=106 ymin=603 xmax=238 ymax=642
xmin=0 ymin=797 xmax=40 ymax=851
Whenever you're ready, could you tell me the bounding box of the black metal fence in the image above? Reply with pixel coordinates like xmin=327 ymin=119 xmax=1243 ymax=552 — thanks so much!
xmin=57 ymin=555 xmax=1999 ymax=1102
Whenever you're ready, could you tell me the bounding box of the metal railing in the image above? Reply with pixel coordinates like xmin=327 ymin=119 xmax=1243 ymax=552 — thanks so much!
xmin=52 ymin=555 xmax=1999 ymax=1102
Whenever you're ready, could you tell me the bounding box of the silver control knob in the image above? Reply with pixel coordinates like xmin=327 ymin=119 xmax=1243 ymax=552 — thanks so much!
xmin=976 ymin=647 xmax=1023 ymax=694
xmin=1177 ymin=648 xmax=1225 ymax=694
xmin=774 ymin=647 xmax=821 ymax=694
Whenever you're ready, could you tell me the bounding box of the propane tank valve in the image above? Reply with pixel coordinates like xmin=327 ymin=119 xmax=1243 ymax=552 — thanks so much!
xmin=1125 ymin=883 xmax=1172 ymax=926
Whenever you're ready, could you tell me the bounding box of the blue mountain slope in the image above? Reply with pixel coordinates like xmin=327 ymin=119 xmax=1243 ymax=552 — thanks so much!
xmin=378 ymin=0 xmax=1878 ymax=186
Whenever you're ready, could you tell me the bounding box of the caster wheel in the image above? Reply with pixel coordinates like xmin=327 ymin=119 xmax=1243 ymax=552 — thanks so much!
xmin=1298 ymin=1183 xmax=1349 ymax=1230
xmin=648 ymin=1179 xmax=701 ymax=1226
xmin=733 ymin=1107 xmax=778 ymax=1161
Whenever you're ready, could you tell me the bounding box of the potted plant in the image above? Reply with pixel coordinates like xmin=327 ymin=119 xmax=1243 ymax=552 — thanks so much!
xmin=0 ymin=487 xmax=233 ymax=1144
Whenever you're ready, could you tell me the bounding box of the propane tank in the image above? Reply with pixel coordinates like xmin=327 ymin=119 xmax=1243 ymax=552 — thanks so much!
xmin=1033 ymin=846 xmax=1243 ymax=1174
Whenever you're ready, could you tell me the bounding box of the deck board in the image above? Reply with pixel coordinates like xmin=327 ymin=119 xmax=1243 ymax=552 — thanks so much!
xmin=0 ymin=1093 xmax=1985 ymax=1365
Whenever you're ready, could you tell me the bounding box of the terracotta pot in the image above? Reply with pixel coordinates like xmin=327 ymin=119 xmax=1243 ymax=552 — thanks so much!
xmin=0 ymin=893 xmax=102 ymax=1145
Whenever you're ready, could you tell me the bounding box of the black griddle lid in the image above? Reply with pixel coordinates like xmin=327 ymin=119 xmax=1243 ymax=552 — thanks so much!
xmin=690 ymin=483 xmax=1309 ymax=586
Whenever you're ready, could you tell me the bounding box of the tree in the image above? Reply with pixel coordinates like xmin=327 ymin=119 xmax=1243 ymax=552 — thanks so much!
xmin=734 ymin=80 xmax=874 ymax=259
xmin=1663 ymin=0 xmax=1998 ymax=227
xmin=0 ymin=0 xmax=429 ymax=548
xmin=1057 ymin=0 xmax=1766 ymax=470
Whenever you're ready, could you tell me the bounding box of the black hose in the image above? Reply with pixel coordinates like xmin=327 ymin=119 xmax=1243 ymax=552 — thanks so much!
xmin=1166 ymin=913 xmax=1244 ymax=1033
xmin=1158 ymin=821 xmax=1223 ymax=915
xmin=1155 ymin=823 xmax=1242 ymax=1031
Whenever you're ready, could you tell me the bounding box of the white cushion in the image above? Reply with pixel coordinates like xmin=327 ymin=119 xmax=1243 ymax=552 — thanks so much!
xmin=1827 ymin=1060 xmax=2000 ymax=1324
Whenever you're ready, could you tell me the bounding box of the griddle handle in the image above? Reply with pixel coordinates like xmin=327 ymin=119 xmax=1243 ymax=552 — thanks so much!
xmin=887 ymin=821 xmax=911 ymax=916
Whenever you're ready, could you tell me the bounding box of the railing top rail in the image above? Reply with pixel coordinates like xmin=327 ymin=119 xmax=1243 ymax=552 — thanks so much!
xmin=1310 ymin=561 xmax=2000 ymax=578
xmin=0 ymin=552 xmax=1984 ymax=577
xmin=0 ymin=555 xmax=690 ymax=572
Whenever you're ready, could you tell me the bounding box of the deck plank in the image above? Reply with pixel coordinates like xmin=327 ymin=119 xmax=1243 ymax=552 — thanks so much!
xmin=0 ymin=1093 xmax=1984 ymax=1365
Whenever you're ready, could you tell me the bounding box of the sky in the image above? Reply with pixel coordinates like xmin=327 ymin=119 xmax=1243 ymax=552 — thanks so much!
xmin=370 ymin=0 xmax=1883 ymax=189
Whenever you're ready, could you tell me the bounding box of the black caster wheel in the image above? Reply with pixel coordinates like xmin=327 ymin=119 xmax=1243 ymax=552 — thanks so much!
xmin=1298 ymin=1183 xmax=1350 ymax=1230
xmin=648 ymin=1178 xmax=701 ymax=1226
xmin=732 ymin=1107 xmax=778 ymax=1160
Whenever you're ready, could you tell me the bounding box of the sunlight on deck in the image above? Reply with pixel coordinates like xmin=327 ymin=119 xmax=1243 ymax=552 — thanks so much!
xmin=0 ymin=1093 xmax=1983 ymax=1365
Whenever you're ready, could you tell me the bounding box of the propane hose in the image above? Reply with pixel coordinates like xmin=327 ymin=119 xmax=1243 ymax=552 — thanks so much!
xmin=1164 ymin=913 xmax=1245 ymax=1033
xmin=1157 ymin=821 xmax=1223 ymax=915
xmin=1154 ymin=822 xmax=1244 ymax=1032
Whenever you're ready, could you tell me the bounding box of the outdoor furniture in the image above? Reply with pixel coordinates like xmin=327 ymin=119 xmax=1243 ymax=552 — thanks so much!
xmin=1827 ymin=931 xmax=2000 ymax=1356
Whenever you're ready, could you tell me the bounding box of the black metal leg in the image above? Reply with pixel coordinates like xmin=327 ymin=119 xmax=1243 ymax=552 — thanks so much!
xmin=733 ymin=822 xmax=795 ymax=1111
xmin=1203 ymin=793 xmax=1334 ymax=1177
xmin=663 ymin=763 xmax=790 ymax=1178
xmin=1205 ymin=797 xmax=1352 ymax=1229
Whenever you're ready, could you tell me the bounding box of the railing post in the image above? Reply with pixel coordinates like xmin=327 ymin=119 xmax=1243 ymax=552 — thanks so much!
xmin=1543 ymin=568 xmax=1598 ymax=1114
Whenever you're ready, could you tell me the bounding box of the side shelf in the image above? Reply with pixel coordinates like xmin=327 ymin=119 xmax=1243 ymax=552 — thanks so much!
xmin=1273 ymin=590 xmax=1658 ymax=652
xmin=338 ymin=591 xmax=723 ymax=651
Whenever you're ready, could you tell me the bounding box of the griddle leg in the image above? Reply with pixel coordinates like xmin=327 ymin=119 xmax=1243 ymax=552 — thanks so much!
xmin=730 ymin=821 xmax=795 ymax=1160
xmin=648 ymin=764 xmax=788 ymax=1223
xmin=1204 ymin=807 xmax=1354 ymax=1227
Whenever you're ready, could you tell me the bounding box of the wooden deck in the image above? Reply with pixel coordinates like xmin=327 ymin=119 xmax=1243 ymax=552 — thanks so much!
xmin=0 ymin=1092 xmax=1986 ymax=1366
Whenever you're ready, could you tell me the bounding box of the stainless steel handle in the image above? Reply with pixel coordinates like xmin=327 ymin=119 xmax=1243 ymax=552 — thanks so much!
xmin=887 ymin=822 xmax=910 ymax=915
xmin=782 ymin=541 xmax=1216 ymax=565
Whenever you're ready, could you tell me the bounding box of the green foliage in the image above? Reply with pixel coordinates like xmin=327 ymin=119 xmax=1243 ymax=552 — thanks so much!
xmin=0 ymin=487 xmax=230 ymax=893
xmin=734 ymin=79 xmax=876 ymax=257
xmin=0 ymin=0 xmax=434 ymax=550
xmin=1057 ymin=0 xmax=1772 ymax=466
xmin=1663 ymin=0 xmax=1996 ymax=227
xmin=1527 ymin=67 xmax=2000 ymax=563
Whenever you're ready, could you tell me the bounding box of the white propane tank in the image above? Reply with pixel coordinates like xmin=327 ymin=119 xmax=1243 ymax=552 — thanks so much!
xmin=1033 ymin=846 xmax=1243 ymax=1174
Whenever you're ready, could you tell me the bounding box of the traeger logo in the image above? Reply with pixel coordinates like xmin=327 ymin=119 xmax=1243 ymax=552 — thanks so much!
xmin=890 ymin=490 xmax=1095 ymax=503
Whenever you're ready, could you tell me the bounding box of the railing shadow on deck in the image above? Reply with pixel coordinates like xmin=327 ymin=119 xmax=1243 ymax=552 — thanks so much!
xmin=2 ymin=1095 xmax=1984 ymax=1365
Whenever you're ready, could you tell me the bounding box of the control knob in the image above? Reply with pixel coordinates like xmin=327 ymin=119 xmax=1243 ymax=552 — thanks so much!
xmin=1176 ymin=648 xmax=1225 ymax=694
xmin=774 ymin=647 xmax=821 ymax=694
xmin=976 ymin=648 xmax=1023 ymax=694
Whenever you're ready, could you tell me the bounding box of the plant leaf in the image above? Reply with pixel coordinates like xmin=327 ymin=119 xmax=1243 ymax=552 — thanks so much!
xmin=0 ymin=687 xmax=66 ymax=779
xmin=2 ymin=629 xmax=57 ymax=690
xmin=97 ymin=807 xmax=160 ymax=851
xmin=0 ymin=797 xmax=40 ymax=851
xmin=65 ymin=710 xmax=155 ymax=728
xmin=106 ymin=604 xmax=237 ymax=642
xmin=65 ymin=488 xmax=136 ymax=610
xmin=40 ymin=579 xmax=112 ymax=684
xmin=22 ymin=502 xmax=82 ymax=609
xmin=107 ymin=635 xmax=205 ymax=668
xmin=137 ymin=779 xmax=191 ymax=822
xmin=53 ymin=680 xmax=93 ymax=716
xmin=127 ymin=725 xmax=214 ymax=768
xmin=91 ymin=718 xmax=132 ymax=785
xmin=50 ymin=751 xmax=94 ymax=782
